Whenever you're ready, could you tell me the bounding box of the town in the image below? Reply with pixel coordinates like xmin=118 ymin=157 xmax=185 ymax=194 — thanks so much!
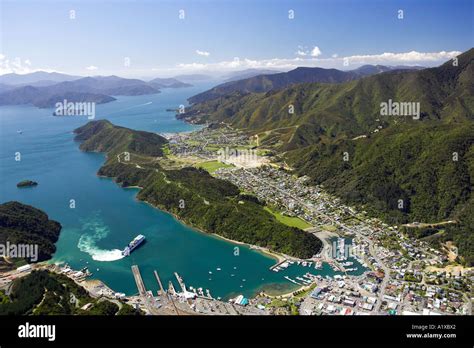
xmin=162 ymin=124 xmax=474 ymax=316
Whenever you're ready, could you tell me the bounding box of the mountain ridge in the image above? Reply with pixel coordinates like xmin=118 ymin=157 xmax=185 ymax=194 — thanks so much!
xmin=187 ymin=64 xmax=427 ymax=104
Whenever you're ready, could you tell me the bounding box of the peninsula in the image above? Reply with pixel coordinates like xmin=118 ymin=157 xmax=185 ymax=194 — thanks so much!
xmin=73 ymin=120 xmax=322 ymax=259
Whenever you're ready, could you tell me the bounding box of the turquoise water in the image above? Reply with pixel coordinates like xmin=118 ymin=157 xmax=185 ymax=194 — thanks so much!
xmin=0 ymin=85 xmax=364 ymax=299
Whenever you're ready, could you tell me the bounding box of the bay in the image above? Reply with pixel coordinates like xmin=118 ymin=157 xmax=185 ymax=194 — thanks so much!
xmin=0 ymin=84 xmax=364 ymax=299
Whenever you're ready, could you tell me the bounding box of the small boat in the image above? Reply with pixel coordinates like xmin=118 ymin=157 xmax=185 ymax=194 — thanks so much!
xmin=209 ymin=271 xmax=213 ymax=274
xmin=216 ymin=267 xmax=222 ymax=271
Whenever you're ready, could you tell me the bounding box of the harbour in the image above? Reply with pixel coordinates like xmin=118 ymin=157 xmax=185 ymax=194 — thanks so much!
xmin=0 ymin=90 xmax=367 ymax=301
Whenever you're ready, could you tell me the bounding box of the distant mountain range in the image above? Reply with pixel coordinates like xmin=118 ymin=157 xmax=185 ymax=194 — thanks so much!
xmin=188 ymin=64 xmax=425 ymax=104
xmin=181 ymin=48 xmax=474 ymax=265
xmin=172 ymin=74 xmax=214 ymax=82
xmin=221 ymin=69 xmax=282 ymax=82
xmin=0 ymin=86 xmax=116 ymax=108
xmin=0 ymin=73 xmax=192 ymax=108
xmin=148 ymin=77 xmax=192 ymax=89
xmin=0 ymin=71 xmax=81 ymax=86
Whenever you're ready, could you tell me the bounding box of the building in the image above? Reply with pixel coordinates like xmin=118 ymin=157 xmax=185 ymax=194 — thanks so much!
xmin=16 ymin=264 xmax=31 ymax=273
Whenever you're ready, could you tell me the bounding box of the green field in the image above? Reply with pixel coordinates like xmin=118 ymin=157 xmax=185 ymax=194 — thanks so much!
xmin=264 ymin=207 xmax=312 ymax=229
xmin=321 ymin=224 xmax=338 ymax=232
xmin=194 ymin=160 xmax=234 ymax=173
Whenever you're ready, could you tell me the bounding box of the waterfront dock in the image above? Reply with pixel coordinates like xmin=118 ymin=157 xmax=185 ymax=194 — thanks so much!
xmin=131 ymin=265 xmax=147 ymax=297
xmin=174 ymin=272 xmax=187 ymax=293
xmin=269 ymin=259 xmax=289 ymax=271
xmin=153 ymin=270 xmax=167 ymax=299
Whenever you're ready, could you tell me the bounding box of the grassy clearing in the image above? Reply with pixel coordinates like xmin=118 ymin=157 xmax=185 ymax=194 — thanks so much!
xmin=321 ymin=224 xmax=338 ymax=232
xmin=264 ymin=207 xmax=312 ymax=229
xmin=194 ymin=160 xmax=234 ymax=173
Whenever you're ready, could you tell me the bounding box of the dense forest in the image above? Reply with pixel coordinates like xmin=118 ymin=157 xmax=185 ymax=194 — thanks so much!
xmin=74 ymin=120 xmax=322 ymax=258
xmin=0 ymin=201 xmax=62 ymax=262
xmin=0 ymin=270 xmax=141 ymax=315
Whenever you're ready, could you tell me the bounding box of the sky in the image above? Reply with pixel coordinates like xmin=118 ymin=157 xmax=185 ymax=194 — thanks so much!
xmin=0 ymin=0 xmax=472 ymax=78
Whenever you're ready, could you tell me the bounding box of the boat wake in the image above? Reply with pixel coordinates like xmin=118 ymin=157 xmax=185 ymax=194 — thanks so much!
xmin=77 ymin=215 xmax=124 ymax=262
xmin=107 ymin=101 xmax=153 ymax=115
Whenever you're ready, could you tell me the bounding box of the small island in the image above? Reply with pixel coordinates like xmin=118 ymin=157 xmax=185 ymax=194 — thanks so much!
xmin=16 ymin=180 xmax=38 ymax=188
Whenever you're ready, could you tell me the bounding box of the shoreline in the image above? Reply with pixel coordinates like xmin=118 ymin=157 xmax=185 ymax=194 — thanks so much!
xmin=139 ymin=196 xmax=288 ymax=266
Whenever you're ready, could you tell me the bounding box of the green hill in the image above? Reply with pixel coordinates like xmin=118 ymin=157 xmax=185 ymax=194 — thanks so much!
xmin=187 ymin=65 xmax=421 ymax=104
xmin=0 ymin=201 xmax=62 ymax=263
xmin=182 ymin=49 xmax=473 ymax=139
xmin=0 ymin=270 xmax=140 ymax=315
xmin=74 ymin=119 xmax=168 ymax=157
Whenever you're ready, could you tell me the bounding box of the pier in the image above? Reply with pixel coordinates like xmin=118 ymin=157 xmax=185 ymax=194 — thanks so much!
xmin=131 ymin=265 xmax=147 ymax=297
xmin=153 ymin=270 xmax=167 ymax=299
xmin=269 ymin=259 xmax=289 ymax=271
xmin=174 ymin=272 xmax=187 ymax=293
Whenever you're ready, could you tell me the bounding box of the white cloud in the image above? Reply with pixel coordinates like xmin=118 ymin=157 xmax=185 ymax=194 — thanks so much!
xmin=310 ymin=46 xmax=322 ymax=57
xmin=296 ymin=50 xmax=307 ymax=56
xmin=344 ymin=50 xmax=460 ymax=64
xmin=85 ymin=65 xmax=98 ymax=71
xmin=176 ymin=62 xmax=207 ymax=69
xmin=172 ymin=50 xmax=461 ymax=74
xmin=0 ymin=55 xmax=48 ymax=75
xmin=196 ymin=50 xmax=210 ymax=57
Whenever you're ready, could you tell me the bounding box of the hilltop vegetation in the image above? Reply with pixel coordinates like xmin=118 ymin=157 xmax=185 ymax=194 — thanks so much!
xmin=187 ymin=64 xmax=421 ymax=104
xmin=183 ymin=48 xmax=474 ymax=265
xmin=0 ymin=202 xmax=62 ymax=262
xmin=182 ymin=49 xmax=473 ymax=137
xmin=74 ymin=119 xmax=167 ymax=157
xmin=74 ymin=120 xmax=322 ymax=258
xmin=0 ymin=270 xmax=141 ymax=315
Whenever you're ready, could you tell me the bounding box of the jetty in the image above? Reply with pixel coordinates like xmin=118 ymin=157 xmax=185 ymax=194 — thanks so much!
xmin=131 ymin=265 xmax=147 ymax=297
xmin=153 ymin=270 xmax=167 ymax=299
xmin=269 ymin=259 xmax=290 ymax=271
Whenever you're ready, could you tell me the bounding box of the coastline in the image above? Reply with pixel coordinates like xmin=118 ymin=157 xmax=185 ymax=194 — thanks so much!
xmin=139 ymin=196 xmax=287 ymax=266
xmin=100 ymin=171 xmax=291 ymax=267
